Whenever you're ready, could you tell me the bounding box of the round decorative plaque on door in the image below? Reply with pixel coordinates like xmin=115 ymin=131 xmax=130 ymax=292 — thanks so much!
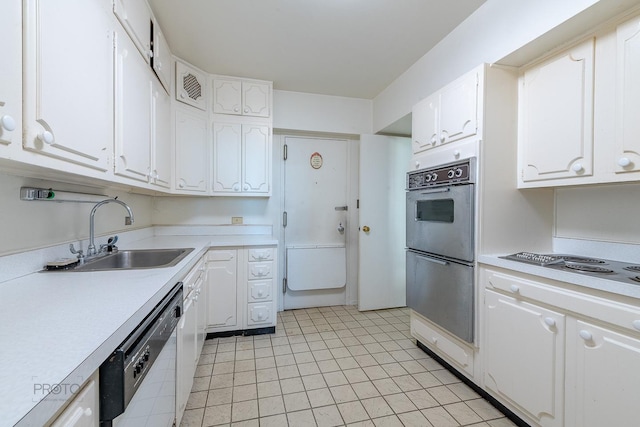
xmin=310 ymin=152 xmax=323 ymax=169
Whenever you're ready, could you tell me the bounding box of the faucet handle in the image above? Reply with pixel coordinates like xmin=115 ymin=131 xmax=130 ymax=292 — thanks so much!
xmin=69 ymin=244 xmax=85 ymax=262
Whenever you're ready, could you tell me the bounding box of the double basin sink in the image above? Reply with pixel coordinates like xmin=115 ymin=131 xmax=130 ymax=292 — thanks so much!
xmin=61 ymin=248 xmax=194 ymax=272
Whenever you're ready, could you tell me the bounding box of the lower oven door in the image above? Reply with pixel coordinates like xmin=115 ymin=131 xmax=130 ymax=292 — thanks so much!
xmin=406 ymin=250 xmax=474 ymax=343
xmin=113 ymin=329 xmax=177 ymax=427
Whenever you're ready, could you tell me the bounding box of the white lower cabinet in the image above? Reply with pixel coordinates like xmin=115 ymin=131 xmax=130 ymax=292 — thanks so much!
xmin=484 ymin=289 xmax=564 ymax=427
xmin=48 ymin=372 xmax=99 ymax=427
xmin=206 ymin=246 xmax=277 ymax=334
xmin=176 ymin=258 xmax=205 ymax=426
xmin=482 ymin=268 xmax=640 ymax=427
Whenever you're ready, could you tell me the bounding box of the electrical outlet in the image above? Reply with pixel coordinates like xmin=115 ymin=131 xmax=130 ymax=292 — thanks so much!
xmin=232 ymin=216 xmax=243 ymax=225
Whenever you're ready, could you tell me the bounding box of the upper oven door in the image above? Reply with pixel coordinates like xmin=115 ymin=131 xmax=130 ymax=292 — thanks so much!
xmin=406 ymin=183 xmax=474 ymax=262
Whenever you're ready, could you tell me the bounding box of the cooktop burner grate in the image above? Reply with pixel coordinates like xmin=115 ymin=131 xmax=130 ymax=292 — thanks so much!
xmin=563 ymin=264 xmax=614 ymax=274
xmin=624 ymin=265 xmax=640 ymax=273
xmin=558 ymin=256 xmax=605 ymax=264
xmin=630 ymin=276 xmax=640 ymax=283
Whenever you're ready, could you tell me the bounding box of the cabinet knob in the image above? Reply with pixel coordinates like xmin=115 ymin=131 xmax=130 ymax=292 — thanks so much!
xmin=509 ymin=284 xmax=520 ymax=293
xmin=233 ymin=184 xmax=240 ymax=191
xmin=453 ymin=150 xmax=461 ymax=158
xmin=430 ymin=135 xmax=437 ymax=145
xmin=579 ymin=330 xmax=593 ymax=342
xmin=0 ymin=115 xmax=16 ymax=131
xmin=243 ymin=184 xmax=249 ymax=191
xmin=432 ymin=337 xmax=438 ymax=345
xmin=572 ymin=163 xmax=584 ymax=173
xmin=244 ymin=108 xmax=249 ymax=113
xmin=618 ymin=157 xmax=631 ymax=167
xmin=38 ymin=131 xmax=54 ymax=145
xmin=234 ymin=107 xmax=239 ymax=112
xmin=257 ymin=313 xmax=264 ymax=319
xmin=415 ymin=161 xmax=420 ymax=169
xmin=258 ymin=290 xmax=264 ymax=297
xmin=157 ymin=61 xmax=162 ymax=71
xmin=632 ymin=320 xmax=640 ymax=331
xmin=178 ymin=182 xmax=185 ymax=188
xmin=544 ymin=317 xmax=556 ymax=327
xmin=439 ymin=134 xmax=446 ymax=143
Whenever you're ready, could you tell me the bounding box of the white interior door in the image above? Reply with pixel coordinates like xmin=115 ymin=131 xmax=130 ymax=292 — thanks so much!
xmin=283 ymin=136 xmax=349 ymax=309
xmin=358 ymin=134 xmax=411 ymax=311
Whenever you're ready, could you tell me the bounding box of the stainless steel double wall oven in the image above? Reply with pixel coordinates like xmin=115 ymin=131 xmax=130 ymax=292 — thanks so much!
xmin=406 ymin=158 xmax=476 ymax=343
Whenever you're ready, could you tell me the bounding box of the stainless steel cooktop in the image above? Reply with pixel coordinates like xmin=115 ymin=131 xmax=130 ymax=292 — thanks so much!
xmin=502 ymin=252 xmax=640 ymax=284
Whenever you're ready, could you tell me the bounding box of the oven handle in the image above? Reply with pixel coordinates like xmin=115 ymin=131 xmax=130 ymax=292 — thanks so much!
xmin=416 ymin=254 xmax=449 ymax=266
xmin=419 ymin=187 xmax=451 ymax=195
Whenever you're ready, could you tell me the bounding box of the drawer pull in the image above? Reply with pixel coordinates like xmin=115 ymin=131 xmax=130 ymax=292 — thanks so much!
xmin=258 ymin=290 xmax=264 ymax=297
xmin=509 ymin=285 xmax=520 ymax=293
xmin=632 ymin=320 xmax=640 ymax=331
xmin=432 ymin=337 xmax=438 ymax=345
xmin=579 ymin=330 xmax=593 ymax=342
xmin=258 ymin=313 xmax=264 ymax=320
xmin=544 ymin=317 xmax=556 ymax=327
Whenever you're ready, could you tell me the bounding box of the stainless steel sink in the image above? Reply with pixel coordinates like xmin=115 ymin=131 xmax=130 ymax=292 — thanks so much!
xmin=69 ymin=248 xmax=194 ymax=271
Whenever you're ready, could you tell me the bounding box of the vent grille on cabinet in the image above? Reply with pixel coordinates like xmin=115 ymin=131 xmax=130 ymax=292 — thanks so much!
xmin=183 ymin=73 xmax=202 ymax=101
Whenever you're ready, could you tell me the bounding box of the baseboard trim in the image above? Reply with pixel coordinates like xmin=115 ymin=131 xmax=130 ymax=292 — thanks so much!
xmin=206 ymin=326 xmax=275 ymax=340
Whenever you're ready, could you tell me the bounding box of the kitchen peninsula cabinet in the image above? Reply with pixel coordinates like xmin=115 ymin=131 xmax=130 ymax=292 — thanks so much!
xmin=412 ymin=69 xmax=478 ymax=155
xmin=22 ymin=0 xmax=113 ymax=173
xmin=0 ymin=0 xmax=21 ymax=152
xmin=518 ymin=39 xmax=595 ymax=184
xmin=212 ymin=123 xmax=271 ymax=195
xmin=212 ymin=77 xmax=271 ymax=118
xmin=482 ymin=268 xmax=640 ymax=427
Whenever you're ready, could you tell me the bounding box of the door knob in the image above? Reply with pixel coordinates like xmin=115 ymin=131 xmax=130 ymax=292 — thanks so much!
xmin=362 ymin=226 xmax=370 ymax=232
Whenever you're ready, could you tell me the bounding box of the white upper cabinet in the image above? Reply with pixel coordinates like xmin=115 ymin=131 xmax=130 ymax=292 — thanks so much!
xmin=212 ymin=122 xmax=271 ymax=195
xmin=113 ymin=0 xmax=153 ymax=63
xmin=174 ymin=108 xmax=209 ymax=193
xmin=151 ymin=20 xmax=171 ymax=93
xmin=0 ymin=0 xmax=21 ymax=150
xmin=176 ymin=61 xmax=207 ymax=111
xmin=614 ymin=16 xmax=640 ymax=175
xmin=519 ymin=38 xmax=595 ymax=185
xmin=114 ymin=28 xmax=152 ymax=183
xmin=411 ymin=69 xmax=478 ymax=155
xmin=22 ymin=0 xmax=112 ymax=172
xmin=151 ymin=78 xmax=172 ymax=189
xmin=212 ymin=77 xmax=271 ymax=118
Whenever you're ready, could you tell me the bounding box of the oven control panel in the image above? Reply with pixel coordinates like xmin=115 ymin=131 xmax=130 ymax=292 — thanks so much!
xmin=407 ymin=158 xmax=475 ymax=189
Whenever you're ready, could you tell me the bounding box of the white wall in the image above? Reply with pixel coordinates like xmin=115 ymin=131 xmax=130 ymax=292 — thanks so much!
xmin=0 ymin=172 xmax=153 ymax=256
xmin=555 ymin=184 xmax=640 ymax=244
xmin=273 ymin=90 xmax=372 ymax=135
xmin=372 ymin=0 xmax=635 ymax=133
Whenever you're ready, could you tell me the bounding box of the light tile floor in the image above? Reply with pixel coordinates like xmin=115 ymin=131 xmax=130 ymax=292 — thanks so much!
xmin=180 ymin=306 xmax=517 ymax=427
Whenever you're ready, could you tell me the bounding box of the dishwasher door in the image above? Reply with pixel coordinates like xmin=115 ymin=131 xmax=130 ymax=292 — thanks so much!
xmin=112 ymin=328 xmax=176 ymax=427
xmin=406 ymin=250 xmax=474 ymax=343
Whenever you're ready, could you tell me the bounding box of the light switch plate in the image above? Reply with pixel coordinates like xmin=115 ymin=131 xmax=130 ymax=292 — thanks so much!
xmin=232 ymin=216 xmax=243 ymax=224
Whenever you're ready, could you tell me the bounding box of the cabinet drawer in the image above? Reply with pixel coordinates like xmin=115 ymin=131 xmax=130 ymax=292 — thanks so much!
xmin=183 ymin=258 xmax=205 ymax=298
xmin=410 ymin=312 xmax=474 ymax=377
xmin=207 ymin=249 xmax=236 ymax=262
xmin=484 ymin=269 xmax=640 ymax=335
xmin=248 ymin=261 xmax=273 ymax=279
xmin=248 ymin=279 xmax=273 ymax=302
xmin=248 ymin=247 xmax=274 ymax=262
xmin=248 ymin=302 xmax=274 ymax=326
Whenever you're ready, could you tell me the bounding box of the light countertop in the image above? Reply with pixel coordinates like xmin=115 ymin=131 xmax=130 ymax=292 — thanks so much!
xmin=479 ymin=254 xmax=640 ymax=300
xmin=0 ymin=234 xmax=277 ymax=427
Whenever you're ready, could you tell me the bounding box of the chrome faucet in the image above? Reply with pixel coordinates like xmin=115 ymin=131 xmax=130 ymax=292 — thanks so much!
xmin=86 ymin=198 xmax=134 ymax=257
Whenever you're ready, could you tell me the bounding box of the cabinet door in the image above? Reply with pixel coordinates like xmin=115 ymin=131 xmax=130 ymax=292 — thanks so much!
xmin=411 ymin=96 xmax=438 ymax=154
xmin=242 ymin=82 xmax=270 ymax=117
xmin=152 ymin=23 xmax=171 ymax=93
xmin=212 ymin=78 xmax=242 ymax=115
xmin=439 ymin=70 xmax=478 ymax=144
xmin=615 ymin=17 xmax=640 ymax=175
xmin=520 ymin=39 xmax=594 ymax=183
xmin=212 ymin=122 xmax=242 ymax=193
xmin=115 ymin=29 xmax=152 ymax=183
xmin=23 ymin=0 xmax=112 ymax=171
xmin=566 ymin=319 xmax=640 ymax=427
xmin=175 ymin=109 xmax=208 ymax=193
xmin=484 ymin=289 xmax=565 ymax=427
xmin=113 ymin=0 xmax=152 ymax=62
xmin=242 ymin=125 xmax=271 ymax=193
xmin=248 ymin=302 xmax=273 ymax=326
xmin=176 ymin=297 xmax=196 ymax=425
xmin=195 ymin=277 xmax=207 ymax=357
xmin=206 ymin=250 xmax=238 ymax=328
xmin=176 ymin=61 xmax=207 ymax=110
xmin=0 ymin=0 xmax=21 ymax=150
xmin=50 ymin=374 xmax=99 ymax=427
xmin=151 ymin=79 xmax=171 ymax=189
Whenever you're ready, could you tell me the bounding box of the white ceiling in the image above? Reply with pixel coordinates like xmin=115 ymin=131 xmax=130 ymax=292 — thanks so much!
xmin=148 ymin=0 xmax=486 ymax=100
